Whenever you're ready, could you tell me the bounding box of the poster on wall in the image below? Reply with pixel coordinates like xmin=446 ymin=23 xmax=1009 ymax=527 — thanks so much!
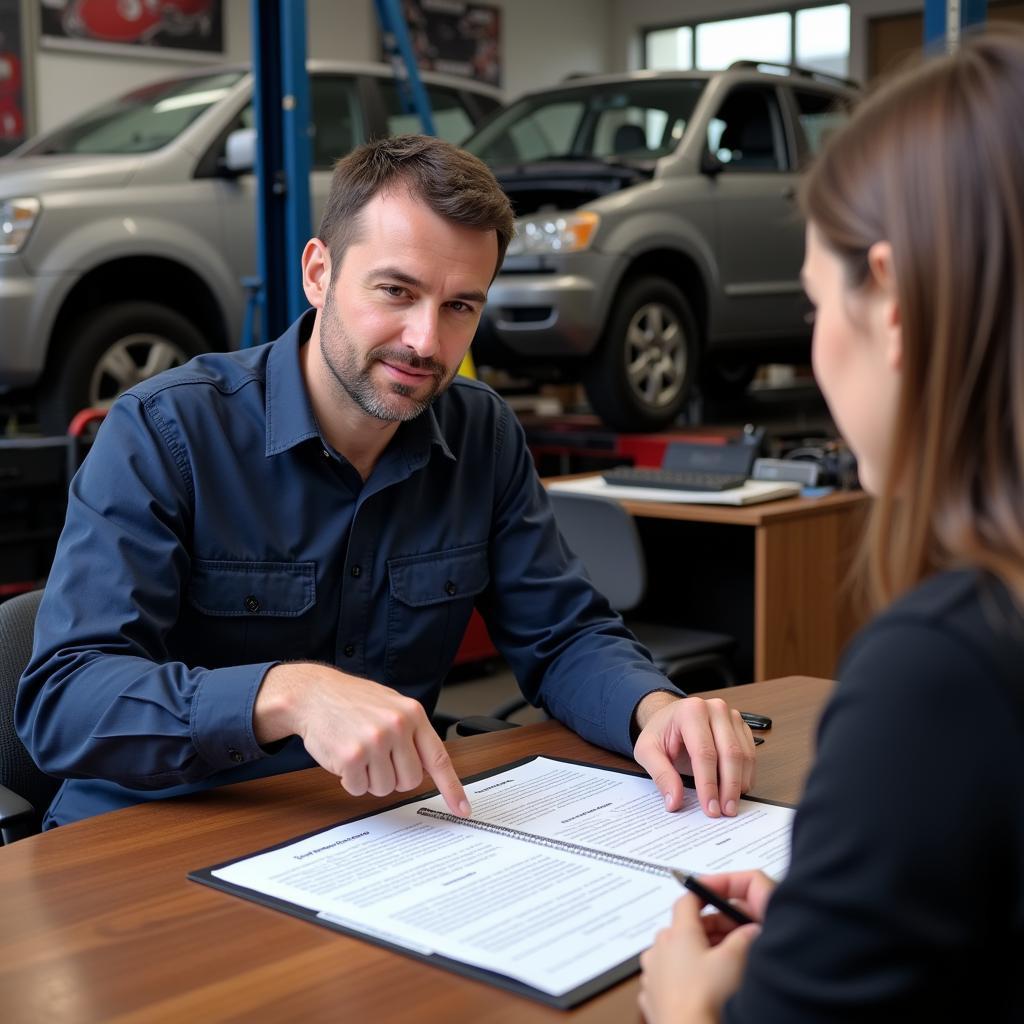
xmin=39 ymin=0 xmax=224 ymax=58
xmin=391 ymin=0 xmax=502 ymax=88
xmin=0 ymin=0 xmax=27 ymax=154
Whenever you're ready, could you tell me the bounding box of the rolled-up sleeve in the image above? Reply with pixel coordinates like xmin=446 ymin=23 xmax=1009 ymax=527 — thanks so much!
xmin=15 ymin=395 xmax=274 ymax=789
xmin=479 ymin=406 xmax=679 ymax=757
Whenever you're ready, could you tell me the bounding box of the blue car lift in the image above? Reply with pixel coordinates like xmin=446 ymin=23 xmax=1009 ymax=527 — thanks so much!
xmin=244 ymin=0 xmax=436 ymax=347
xmin=924 ymin=0 xmax=987 ymax=49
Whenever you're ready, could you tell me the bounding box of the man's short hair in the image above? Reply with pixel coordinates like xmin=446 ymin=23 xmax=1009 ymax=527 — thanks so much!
xmin=317 ymin=134 xmax=515 ymax=280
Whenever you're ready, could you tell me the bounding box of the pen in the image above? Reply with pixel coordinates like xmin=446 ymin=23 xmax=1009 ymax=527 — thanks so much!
xmin=739 ymin=711 xmax=772 ymax=730
xmin=670 ymin=869 xmax=756 ymax=926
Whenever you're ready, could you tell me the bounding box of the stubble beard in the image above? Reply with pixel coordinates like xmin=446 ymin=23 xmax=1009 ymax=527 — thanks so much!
xmin=319 ymin=288 xmax=456 ymax=422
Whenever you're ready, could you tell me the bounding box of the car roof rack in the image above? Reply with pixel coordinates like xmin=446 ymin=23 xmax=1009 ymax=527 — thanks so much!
xmin=727 ymin=60 xmax=859 ymax=90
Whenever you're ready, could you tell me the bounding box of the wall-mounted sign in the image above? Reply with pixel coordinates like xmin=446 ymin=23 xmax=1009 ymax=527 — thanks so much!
xmin=39 ymin=0 xmax=224 ymax=59
xmin=391 ymin=0 xmax=501 ymax=88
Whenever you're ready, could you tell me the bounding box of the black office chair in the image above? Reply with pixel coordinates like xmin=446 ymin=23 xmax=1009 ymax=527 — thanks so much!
xmin=485 ymin=492 xmax=737 ymax=725
xmin=612 ymin=122 xmax=648 ymax=156
xmin=0 ymin=589 xmax=60 ymax=844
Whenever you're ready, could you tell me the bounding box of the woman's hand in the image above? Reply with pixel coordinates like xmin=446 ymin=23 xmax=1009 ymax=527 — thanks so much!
xmin=638 ymin=871 xmax=775 ymax=1024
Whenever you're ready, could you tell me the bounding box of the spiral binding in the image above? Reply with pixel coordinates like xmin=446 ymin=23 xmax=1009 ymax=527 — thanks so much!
xmin=417 ymin=807 xmax=671 ymax=878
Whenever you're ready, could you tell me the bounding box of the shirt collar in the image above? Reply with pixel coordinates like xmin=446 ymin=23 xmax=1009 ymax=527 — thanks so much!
xmin=264 ymin=309 xmax=457 ymax=466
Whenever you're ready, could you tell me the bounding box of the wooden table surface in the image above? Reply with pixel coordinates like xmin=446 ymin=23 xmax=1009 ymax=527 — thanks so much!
xmin=0 ymin=676 xmax=833 ymax=1023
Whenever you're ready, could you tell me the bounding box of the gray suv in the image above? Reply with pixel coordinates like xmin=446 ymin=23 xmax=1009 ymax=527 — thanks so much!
xmin=464 ymin=62 xmax=857 ymax=431
xmin=0 ymin=61 xmax=501 ymax=432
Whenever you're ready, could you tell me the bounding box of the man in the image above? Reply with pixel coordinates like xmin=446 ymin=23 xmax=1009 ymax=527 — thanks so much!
xmin=17 ymin=136 xmax=754 ymax=828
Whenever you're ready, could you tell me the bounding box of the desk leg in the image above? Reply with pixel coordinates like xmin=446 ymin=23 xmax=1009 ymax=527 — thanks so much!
xmin=754 ymin=507 xmax=867 ymax=680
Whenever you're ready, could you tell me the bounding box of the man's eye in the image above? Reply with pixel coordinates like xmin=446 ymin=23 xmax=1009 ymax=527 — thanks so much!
xmin=383 ymin=285 xmax=407 ymax=298
xmin=448 ymin=301 xmax=474 ymax=314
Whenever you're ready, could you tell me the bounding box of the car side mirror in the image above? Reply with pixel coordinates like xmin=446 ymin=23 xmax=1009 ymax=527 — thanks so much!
xmin=221 ymin=127 xmax=256 ymax=176
xmin=700 ymin=149 xmax=725 ymax=177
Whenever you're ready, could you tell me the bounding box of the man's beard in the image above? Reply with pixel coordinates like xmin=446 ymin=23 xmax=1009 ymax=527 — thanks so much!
xmin=319 ymin=288 xmax=456 ymax=422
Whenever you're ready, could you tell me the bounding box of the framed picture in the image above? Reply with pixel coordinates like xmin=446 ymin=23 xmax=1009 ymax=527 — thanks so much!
xmin=0 ymin=0 xmax=28 ymax=154
xmin=38 ymin=0 xmax=224 ymax=60
xmin=391 ymin=0 xmax=502 ymax=88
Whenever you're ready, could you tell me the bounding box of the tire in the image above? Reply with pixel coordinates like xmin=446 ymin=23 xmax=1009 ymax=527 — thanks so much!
xmin=700 ymin=356 xmax=758 ymax=401
xmin=39 ymin=302 xmax=208 ymax=434
xmin=583 ymin=276 xmax=699 ymax=433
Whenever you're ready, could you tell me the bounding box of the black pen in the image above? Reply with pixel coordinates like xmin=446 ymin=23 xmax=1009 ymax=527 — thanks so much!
xmin=670 ymin=868 xmax=756 ymax=926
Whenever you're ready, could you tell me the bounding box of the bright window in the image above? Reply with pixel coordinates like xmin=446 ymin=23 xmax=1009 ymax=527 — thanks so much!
xmin=696 ymin=13 xmax=791 ymax=70
xmin=645 ymin=26 xmax=694 ymax=70
xmin=796 ymin=5 xmax=851 ymax=76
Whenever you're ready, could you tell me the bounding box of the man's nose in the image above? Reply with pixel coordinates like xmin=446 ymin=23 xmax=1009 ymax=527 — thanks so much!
xmin=404 ymin=307 xmax=441 ymax=359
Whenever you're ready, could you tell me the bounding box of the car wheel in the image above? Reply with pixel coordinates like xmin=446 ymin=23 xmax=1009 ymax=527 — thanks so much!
xmin=584 ymin=276 xmax=698 ymax=432
xmin=700 ymin=356 xmax=758 ymax=400
xmin=39 ymin=302 xmax=207 ymax=434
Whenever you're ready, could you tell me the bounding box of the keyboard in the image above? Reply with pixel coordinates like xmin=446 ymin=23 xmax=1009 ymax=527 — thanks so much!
xmin=601 ymin=467 xmax=749 ymax=492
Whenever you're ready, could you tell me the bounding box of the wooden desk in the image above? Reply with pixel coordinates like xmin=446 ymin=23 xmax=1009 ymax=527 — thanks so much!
xmin=0 ymin=676 xmax=832 ymax=1024
xmin=548 ymin=479 xmax=869 ymax=681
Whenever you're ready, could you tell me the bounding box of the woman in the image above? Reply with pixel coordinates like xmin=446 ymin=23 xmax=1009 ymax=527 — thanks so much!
xmin=639 ymin=30 xmax=1024 ymax=1023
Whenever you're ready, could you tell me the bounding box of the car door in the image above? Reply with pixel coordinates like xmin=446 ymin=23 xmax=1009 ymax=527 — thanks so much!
xmin=705 ymin=84 xmax=805 ymax=341
xmin=207 ymin=74 xmax=365 ymax=338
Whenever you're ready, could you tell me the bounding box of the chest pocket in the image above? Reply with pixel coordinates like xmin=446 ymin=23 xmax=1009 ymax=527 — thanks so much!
xmin=386 ymin=543 xmax=490 ymax=687
xmin=186 ymin=559 xmax=316 ymax=666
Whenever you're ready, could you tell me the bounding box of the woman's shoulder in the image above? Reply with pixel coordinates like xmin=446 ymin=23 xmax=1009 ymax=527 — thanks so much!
xmin=839 ymin=569 xmax=1024 ymax=715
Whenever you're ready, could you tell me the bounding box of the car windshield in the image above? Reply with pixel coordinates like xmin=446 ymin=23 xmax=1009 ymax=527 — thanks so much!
xmin=464 ymin=78 xmax=706 ymax=167
xmin=22 ymin=71 xmax=246 ymax=156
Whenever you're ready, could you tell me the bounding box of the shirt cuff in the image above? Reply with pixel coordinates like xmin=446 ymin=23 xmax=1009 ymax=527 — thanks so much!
xmin=190 ymin=662 xmax=279 ymax=771
xmin=605 ymin=674 xmax=685 ymax=757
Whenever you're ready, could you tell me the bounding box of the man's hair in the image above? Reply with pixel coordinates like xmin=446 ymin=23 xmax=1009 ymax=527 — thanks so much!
xmin=317 ymin=134 xmax=514 ymax=280
xmin=801 ymin=27 xmax=1024 ymax=608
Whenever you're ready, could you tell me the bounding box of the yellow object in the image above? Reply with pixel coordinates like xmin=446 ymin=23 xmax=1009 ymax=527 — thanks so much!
xmin=458 ymin=350 xmax=477 ymax=379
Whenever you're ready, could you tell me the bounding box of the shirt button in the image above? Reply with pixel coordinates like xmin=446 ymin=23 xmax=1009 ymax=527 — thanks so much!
xmin=343 ymin=644 xmax=355 ymax=657
xmin=228 ymin=748 xmax=244 ymax=764
xmin=444 ymin=580 xmax=457 ymax=596
xmin=321 ymin=448 xmax=331 ymax=459
xmin=350 ymin=565 xmax=361 ymax=578
xmin=244 ymin=595 xmax=260 ymax=613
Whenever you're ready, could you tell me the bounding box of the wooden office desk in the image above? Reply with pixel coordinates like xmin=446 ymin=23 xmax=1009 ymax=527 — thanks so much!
xmin=547 ymin=478 xmax=869 ymax=681
xmin=0 ymin=676 xmax=832 ymax=1024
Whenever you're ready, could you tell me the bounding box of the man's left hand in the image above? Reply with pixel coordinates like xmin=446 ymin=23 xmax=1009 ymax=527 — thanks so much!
xmin=633 ymin=693 xmax=755 ymax=816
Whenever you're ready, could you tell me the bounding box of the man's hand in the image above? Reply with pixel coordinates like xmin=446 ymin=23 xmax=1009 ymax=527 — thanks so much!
xmin=254 ymin=663 xmax=471 ymax=817
xmin=633 ymin=693 xmax=755 ymax=816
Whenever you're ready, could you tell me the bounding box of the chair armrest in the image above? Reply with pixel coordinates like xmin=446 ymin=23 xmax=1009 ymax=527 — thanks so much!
xmin=454 ymin=716 xmax=521 ymax=737
xmin=0 ymin=783 xmax=39 ymax=845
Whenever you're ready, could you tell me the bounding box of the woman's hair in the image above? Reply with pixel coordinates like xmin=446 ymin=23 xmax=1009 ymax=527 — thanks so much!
xmin=801 ymin=28 xmax=1024 ymax=608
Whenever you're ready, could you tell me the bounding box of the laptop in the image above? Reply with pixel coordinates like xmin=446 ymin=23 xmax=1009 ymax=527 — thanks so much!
xmin=601 ymin=442 xmax=757 ymax=493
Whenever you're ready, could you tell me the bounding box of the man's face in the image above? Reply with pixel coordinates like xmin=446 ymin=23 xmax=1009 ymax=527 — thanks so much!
xmin=314 ymin=188 xmax=497 ymax=423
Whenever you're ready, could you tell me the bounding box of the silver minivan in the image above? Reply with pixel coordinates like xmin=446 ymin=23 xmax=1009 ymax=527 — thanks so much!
xmin=463 ymin=63 xmax=857 ymax=431
xmin=0 ymin=61 xmax=501 ymax=431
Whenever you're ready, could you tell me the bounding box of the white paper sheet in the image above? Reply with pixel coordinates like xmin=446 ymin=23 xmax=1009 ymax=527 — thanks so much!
xmin=211 ymin=758 xmax=794 ymax=998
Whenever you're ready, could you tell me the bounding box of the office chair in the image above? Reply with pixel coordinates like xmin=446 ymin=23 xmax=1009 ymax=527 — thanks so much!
xmin=0 ymin=589 xmax=59 ymax=844
xmin=485 ymin=492 xmax=737 ymax=725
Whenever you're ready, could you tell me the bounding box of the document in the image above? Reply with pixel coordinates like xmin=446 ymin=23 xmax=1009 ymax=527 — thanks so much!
xmin=191 ymin=757 xmax=794 ymax=1008
xmin=548 ymin=474 xmax=802 ymax=506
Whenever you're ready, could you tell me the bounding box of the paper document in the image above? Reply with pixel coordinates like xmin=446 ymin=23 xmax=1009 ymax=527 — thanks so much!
xmin=192 ymin=757 xmax=794 ymax=1007
xmin=548 ymin=474 xmax=801 ymax=506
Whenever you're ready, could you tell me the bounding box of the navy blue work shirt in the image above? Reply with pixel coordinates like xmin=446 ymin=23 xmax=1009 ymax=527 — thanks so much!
xmin=17 ymin=311 xmax=676 ymax=828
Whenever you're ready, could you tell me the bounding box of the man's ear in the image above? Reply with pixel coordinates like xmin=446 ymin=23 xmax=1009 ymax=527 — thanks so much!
xmin=867 ymin=241 xmax=903 ymax=372
xmin=301 ymin=238 xmax=332 ymax=309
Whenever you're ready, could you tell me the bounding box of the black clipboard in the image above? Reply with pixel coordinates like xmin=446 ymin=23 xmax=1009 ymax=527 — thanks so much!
xmin=189 ymin=756 xmax=792 ymax=1009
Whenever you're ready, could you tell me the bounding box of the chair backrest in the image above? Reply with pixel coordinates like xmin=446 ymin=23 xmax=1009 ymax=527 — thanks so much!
xmin=548 ymin=492 xmax=646 ymax=611
xmin=0 ymin=589 xmax=60 ymax=821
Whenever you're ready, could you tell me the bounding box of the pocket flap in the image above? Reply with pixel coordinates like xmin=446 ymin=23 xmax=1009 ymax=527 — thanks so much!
xmin=388 ymin=544 xmax=490 ymax=608
xmin=188 ymin=560 xmax=316 ymax=617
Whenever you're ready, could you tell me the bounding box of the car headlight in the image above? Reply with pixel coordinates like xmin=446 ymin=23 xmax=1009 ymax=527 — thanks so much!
xmin=506 ymin=210 xmax=599 ymax=257
xmin=0 ymin=197 xmax=41 ymax=254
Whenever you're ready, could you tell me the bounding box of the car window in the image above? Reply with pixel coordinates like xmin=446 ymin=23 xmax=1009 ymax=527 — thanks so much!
xmin=792 ymin=89 xmax=849 ymax=156
xmin=310 ymin=75 xmax=364 ymax=168
xmin=378 ymin=82 xmax=476 ymax=144
xmin=708 ymin=86 xmax=786 ymax=171
xmin=21 ymin=71 xmax=246 ymax=155
xmin=464 ymin=79 xmax=705 ymax=167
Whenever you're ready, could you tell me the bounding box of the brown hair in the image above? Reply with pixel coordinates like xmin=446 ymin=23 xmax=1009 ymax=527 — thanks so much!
xmin=317 ymin=134 xmax=514 ymax=280
xmin=802 ymin=28 xmax=1024 ymax=609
